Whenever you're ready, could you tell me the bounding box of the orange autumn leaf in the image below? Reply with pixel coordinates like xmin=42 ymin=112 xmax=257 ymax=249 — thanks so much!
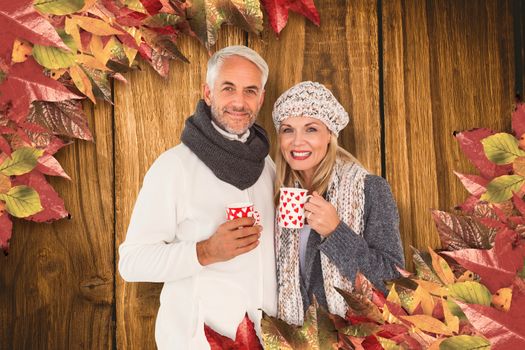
xmin=70 ymin=15 xmax=123 ymax=36
xmin=89 ymin=35 xmax=111 ymax=65
xmin=64 ymin=17 xmax=82 ymax=53
xmin=429 ymin=247 xmax=455 ymax=285
xmin=400 ymin=315 xmax=453 ymax=336
xmin=75 ymin=54 xmax=109 ymax=71
xmin=412 ymin=285 xmax=435 ymax=316
xmin=69 ymin=65 xmax=96 ymax=103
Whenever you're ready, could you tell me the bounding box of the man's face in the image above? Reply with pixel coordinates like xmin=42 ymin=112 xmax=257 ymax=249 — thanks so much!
xmin=204 ymin=56 xmax=265 ymax=135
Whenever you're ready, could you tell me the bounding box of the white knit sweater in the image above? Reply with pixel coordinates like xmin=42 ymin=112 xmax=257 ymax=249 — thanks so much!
xmin=118 ymin=144 xmax=277 ymax=349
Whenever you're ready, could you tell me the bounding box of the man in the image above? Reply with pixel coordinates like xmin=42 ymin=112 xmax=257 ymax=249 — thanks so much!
xmin=118 ymin=46 xmax=277 ymax=349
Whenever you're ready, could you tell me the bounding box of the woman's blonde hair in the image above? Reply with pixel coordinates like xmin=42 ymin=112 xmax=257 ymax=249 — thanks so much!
xmin=274 ymin=133 xmax=361 ymax=205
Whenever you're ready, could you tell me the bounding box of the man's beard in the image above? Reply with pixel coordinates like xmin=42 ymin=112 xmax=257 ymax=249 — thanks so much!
xmin=210 ymin=103 xmax=258 ymax=135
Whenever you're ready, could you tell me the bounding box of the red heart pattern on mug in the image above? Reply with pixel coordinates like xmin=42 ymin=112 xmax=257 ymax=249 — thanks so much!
xmin=278 ymin=187 xmax=310 ymax=228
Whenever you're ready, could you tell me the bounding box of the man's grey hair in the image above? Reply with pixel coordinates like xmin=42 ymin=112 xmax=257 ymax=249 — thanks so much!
xmin=206 ymin=45 xmax=269 ymax=89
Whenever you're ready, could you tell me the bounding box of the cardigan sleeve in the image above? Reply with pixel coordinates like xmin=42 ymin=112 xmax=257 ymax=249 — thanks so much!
xmin=318 ymin=175 xmax=405 ymax=292
xmin=118 ymin=150 xmax=204 ymax=283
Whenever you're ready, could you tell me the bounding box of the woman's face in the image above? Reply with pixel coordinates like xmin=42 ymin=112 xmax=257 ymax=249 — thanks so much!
xmin=279 ymin=116 xmax=331 ymax=179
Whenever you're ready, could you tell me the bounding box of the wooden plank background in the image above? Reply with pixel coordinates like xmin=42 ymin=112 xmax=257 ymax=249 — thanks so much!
xmin=1 ymin=0 xmax=524 ymax=348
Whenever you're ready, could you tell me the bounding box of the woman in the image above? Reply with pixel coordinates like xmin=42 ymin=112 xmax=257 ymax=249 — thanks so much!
xmin=272 ymin=81 xmax=405 ymax=325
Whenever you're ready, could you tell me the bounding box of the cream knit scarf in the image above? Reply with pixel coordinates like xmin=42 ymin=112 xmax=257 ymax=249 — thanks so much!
xmin=275 ymin=159 xmax=368 ymax=325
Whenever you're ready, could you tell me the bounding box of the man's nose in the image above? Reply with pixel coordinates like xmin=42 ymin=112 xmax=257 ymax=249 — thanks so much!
xmin=231 ymin=91 xmax=245 ymax=107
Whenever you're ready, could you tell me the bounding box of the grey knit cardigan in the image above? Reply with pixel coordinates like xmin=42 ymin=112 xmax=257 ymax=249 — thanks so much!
xmin=276 ymin=164 xmax=405 ymax=320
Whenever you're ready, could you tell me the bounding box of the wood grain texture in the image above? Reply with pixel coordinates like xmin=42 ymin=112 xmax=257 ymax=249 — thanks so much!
xmin=250 ymin=0 xmax=381 ymax=175
xmin=0 ymin=101 xmax=114 ymax=349
xmin=114 ymin=27 xmax=245 ymax=350
xmin=383 ymin=0 xmax=517 ymax=269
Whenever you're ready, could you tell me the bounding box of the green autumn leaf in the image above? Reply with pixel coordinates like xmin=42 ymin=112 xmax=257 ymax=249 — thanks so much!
xmin=480 ymin=174 xmax=525 ymax=203
xmin=33 ymin=31 xmax=76 ymax=69
xmin=482 ymin=132 xmax=525 ymax=164
xmin=335 ymin=287 xmax=384 ymax=323
xmin=447 ymin=281 xmax=492 ymax=306
xmin=339 ymin=323 xmax=380 ymax=337
xmin=142 ymin=13 xmax=183 ymax=27
xmin=261 ymin=312 xmax=296 ymax=350
xmin=413 ymin=247 xmax=442 ymax=283
xmin=0 ymin=148 xmax=44 ymax=176
xmin=33 ymin=0 xmax=85 ymax=16
xmin=124 ymin=0 xmax=147 ymax=13
xmin=0 ymin=186 xmax=42 ymax=218
xmin=187 ymin=0 xmax=263 ymax=49
xmin=439 ymin=335 xmax=490 ymax=350
xmin=261 ymin=299 xmax=337 ymax=349
xmin=378 ymin=336 xmax=404 ymax=350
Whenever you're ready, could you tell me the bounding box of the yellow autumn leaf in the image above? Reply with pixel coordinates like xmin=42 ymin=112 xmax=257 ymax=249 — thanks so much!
xmin=0 ymin=173 xmax=10 ymax=194
xmin=49 ymin=69 xmax=67 ymax=80
xmin=491 ymin=287 xmax=512 ymax=312
xmin=89 ymin=35 xmax=111 ymax=65
xmin=428 ymin=247 xmax=455 ymax=285
xmin=427 ymin=338 xmax=444 ymax=350
xmin=65 ymin=17 xmax=82 ymax=53
xmin=70 ymin=15 xmax=124 ymax=36
xmin=75 ymin=54 xmax=110 ymax=71
xmin=69 ymin=65 xmax=96 ymax=103
xmin=400 ymin=315 xmax=453 ymax=336
xmin=11 ymin=39 xmax=32 ymax=63
xmin=412 ymin=285 xmax=435 ymax=316
xmin=457 ymin=270 xmax=476 ymax=282
xmin=442 ymin=297 xmax=459 ymax=334
xmin=80 ymin=0 xmax=97 ymax=11
xmin=413 ymin=279 xmax=448 ymax=296
xmin=514 ymin=156 xmax=525 ymax=177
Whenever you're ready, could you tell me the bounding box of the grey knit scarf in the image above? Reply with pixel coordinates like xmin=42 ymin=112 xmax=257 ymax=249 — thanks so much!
xmin=181 ymin=99 xmax=269 ymax=190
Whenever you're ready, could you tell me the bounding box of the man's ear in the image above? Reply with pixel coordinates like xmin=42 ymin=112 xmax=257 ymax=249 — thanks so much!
xmin=259 ymin=89 xmax=265 ymax=107
xmin=203 ymin=84 xmax=212 ymax=106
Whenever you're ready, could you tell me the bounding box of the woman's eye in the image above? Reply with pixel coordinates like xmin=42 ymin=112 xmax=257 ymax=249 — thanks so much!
xmin=280 ymin=128 xmax=293 ymax=133
xmin=307 ymin=127 xmax=318 ymax=132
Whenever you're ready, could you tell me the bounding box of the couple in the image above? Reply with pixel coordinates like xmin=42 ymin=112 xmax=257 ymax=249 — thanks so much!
xmin=118 ymin=45 xmax=405 ymax=349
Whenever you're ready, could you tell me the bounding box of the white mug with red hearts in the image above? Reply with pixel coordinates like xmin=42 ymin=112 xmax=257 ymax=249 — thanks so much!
xmin=277 ymin=187 xmax=312 ymax=228
xmin=226 ymin=202 xmax=260 ymax=225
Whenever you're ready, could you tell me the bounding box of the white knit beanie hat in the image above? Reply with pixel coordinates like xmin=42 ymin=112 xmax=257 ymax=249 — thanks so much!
xmin=272 ymin=81 xmax=349 ymax=136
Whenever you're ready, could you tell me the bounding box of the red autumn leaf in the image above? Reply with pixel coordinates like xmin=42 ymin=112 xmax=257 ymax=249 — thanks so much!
xmin=456 ymin=287 xmax=525 ymax=349
xmin=512 ymin=102 xmax=525 ymax=137
xmin=0 ymin=58 xmax=81 ymax=122
xmin=361 ymin=335 xmax=383 ymax=350
xmin=11 ymin=171 xmax=69 ymax=222
xmin=513 ymin=192 xmax=525 ymax=216
xmin=26 ymin=100 xmax=93 ymax=141
xmin=431 ymin=210 xmax=495 ymax=250
xmin=0 ymin=0 xmax=69 ymax=60
xmin=455 ymin=194 xmax=481 ymax=213
xmin=205 ymin=313 xmax=262 ymax=349
xmin=443 ymin=228 xmax=525 ymax=292
xmin=453 ymin=171 xmax=488 ymax=196
xmin=36 ymin=153 xmax=71 ymax=180
xmin=233 ymin=314 xmax=263 ymax=349
xmin=454 ymin=128 xmax=513 ymax=179
xmin=205 ymin=324 xmax=235 ymax=349
xmin=261 ymin=0 xmax=320 ymax=34
xmin=140 ymin=0 xmax=163 ymax=15
xmin=0 ymin=211 xmax=13 ymax=254
xmin=0 ymin=134 xmax=11 ymax=156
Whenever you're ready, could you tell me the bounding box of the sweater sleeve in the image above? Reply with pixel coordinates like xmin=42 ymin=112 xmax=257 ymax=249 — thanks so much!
xmin=318 ymin=175 xmax=405 ymax=292
xmin=118 ymin=150 xmax=204 ymax=283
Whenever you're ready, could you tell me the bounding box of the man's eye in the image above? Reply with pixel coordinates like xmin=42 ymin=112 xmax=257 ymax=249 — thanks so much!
xmin=246 ymin=89 xmax=257 ymax=95
xmin=223 ymin=87 xmax=234 ymax=92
